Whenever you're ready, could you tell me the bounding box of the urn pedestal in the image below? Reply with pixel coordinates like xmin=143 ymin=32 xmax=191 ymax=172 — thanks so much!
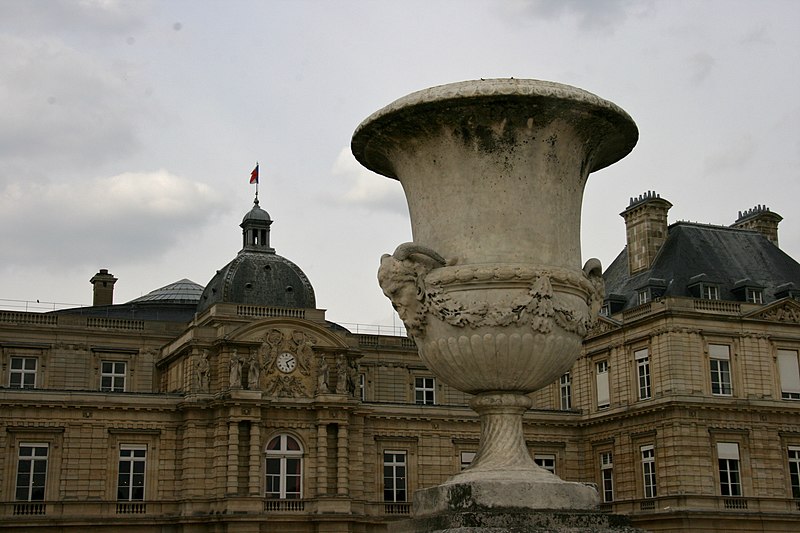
xmin=352 ymin=79 xmax=640 ymax=530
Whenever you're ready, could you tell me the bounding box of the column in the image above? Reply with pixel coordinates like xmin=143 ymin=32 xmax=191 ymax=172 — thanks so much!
xmin=249 ymin=423 xmax=261 ymax=495
xmin=337 ymin=424 xmax=349 ymax=495
xmin=317 ymin=423 xmax=328 ymax=496
xmin=226 ymin=421 xmax=239 ymax=495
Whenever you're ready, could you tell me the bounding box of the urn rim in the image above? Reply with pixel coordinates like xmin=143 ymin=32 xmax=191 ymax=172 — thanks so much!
xmin=351 ymin=77 xmax=638 ymax=180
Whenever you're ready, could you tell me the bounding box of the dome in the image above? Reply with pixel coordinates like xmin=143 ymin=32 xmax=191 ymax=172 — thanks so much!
xmin=196 ymin=252 xmax=315 ymax=313
xmin=196 ymin=197 xmax=315 ymax=313
xmin=129 ymin=279 xmax=204 ymax=304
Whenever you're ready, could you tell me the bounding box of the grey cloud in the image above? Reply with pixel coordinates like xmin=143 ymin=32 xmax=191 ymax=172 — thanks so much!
xmin=507 ymin=0 xmax=653 ymax=32
xmin=0 ymin=0 xmax=151 ymax=37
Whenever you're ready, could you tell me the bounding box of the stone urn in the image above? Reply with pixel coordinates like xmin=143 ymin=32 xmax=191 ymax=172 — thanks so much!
xmin=351 ymin=79 xmax=638 ymax=511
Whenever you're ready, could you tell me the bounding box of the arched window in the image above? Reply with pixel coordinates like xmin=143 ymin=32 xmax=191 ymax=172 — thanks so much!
xmin=265 ymin=434 xmax=303 ymax=499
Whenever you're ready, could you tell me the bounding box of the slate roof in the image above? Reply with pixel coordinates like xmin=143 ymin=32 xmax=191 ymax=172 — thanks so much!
xmin=603 ymin=221 xmax=800 ymax=311
xmin=128 ymin=279 xmax=204 ymax=304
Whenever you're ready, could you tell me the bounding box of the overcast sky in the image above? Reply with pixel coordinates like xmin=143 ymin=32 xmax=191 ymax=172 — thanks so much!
xmin=1 ymin=0 xmax=799 ymax=329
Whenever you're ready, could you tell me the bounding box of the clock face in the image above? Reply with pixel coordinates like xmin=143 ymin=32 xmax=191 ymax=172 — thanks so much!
xmin=276 ymin=352 xmax=297 ymax=373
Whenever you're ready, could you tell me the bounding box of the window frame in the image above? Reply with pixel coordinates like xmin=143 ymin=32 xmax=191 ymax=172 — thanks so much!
xmin=383 ymin=450 xmax=407 ymax=503
xmin=534 ymin=453 xmax=556 ymax=474
xmin=414 ymin=376 xmax=436 ymax=405
xmin=9 ymin=357 xmax=37 ymax=389
xmin=635 ymin=348 xmax=651 ymax=401
xmin=15 ymin=442 xmax=48 ymax=502
xmin=641 ymin=445 xmax=657 ymax=499
xmin=788 ymin=446 xmax=800 ymax=499
xmin=600 ymin=451 xmax=614 ymax=503
xmin=709 ymin=344 xmax=733 ymax=396
xmin=717 ymin=442 xmax=742 ymax=497
xmin=777 ymin=349 xmax=800 ymax=400
xmin=596 ymin=360 xmax=610 ymax=409
xmin=265 ymin=434 xmax=303 ymax=500
xmin=559 ymin=372 xmax=572 ymax=410
xmin=117 ymin=444 xmax=147 ymax=501
xmin=101 ymin=361 xmax=127 ymax=392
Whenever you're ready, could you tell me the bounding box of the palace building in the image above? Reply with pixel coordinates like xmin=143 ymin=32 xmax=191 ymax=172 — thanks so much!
xmin=1 ymin=192 xmax=799 ymax=532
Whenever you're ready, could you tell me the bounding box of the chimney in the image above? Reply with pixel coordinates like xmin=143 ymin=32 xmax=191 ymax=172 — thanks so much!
xmin=731 ymin=205 xmax=782 ymax=247
xmin=90 ymin=269 xmax=117 ymax=306
xmin=621 ymin=191 xmax=672 ymax=275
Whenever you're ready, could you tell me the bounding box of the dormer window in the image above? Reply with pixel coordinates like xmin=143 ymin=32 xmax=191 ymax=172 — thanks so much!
xmin=746 ymin=288 xmax=763 ymax=304
xmin=638 ymin=290 xmax=650 ymax=305
xmin=702 ymin=285 xmax=719 ymax=300
xmin=688 ymin=274 xmax=721 ymax=301
xmin=732 ymin=279 xmax=765 ymax=304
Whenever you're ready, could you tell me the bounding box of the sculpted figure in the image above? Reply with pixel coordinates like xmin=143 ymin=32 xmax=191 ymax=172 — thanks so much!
xmin=197 ymin=349 xmax=210 ymax=393
xmin=335 ymin=355 xmax=348 ymax=394
xmin=247 ymin=352 xmax=260 ymax=390
xmin=291 ymin=331 xmax=313 ymax=375
xmin=229 ymin=349 xmax=242 ymax=388
xmin=316 ymin=357 xmax=329 ymax=394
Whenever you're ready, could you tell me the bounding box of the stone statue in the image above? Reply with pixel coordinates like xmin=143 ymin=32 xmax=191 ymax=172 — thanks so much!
xmin=335 ymin=355 xmax=347 ymax=394
xmin=229 ymin=349 xmax=242 ymax=389
xmin=316 ymin=357 xmax=329 ymax=394
xmin=247 ymin=352 xmax=260 ymax=390
xmin=197 ymin=349 xmax=210 ymax=393
xmin=291 ymin=330 xmax=313 ymax=375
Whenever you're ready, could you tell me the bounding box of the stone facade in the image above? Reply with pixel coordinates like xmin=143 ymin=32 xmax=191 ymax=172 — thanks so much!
xmin=2 ymin=197 xmax=800 ymax=532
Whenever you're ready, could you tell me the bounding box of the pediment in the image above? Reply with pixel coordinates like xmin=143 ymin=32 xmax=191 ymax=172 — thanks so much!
xmin=587 ymin=315 xmax=621 ymax=338
xmin=744 ymin=298 xmax=800 ymax=324
xmin=229 ymin=317 xmax=351 ymax=350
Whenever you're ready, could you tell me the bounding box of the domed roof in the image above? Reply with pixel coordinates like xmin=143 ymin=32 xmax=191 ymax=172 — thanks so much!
xmin=197 ymin=252 xmax=315 ymax=313
xmin=129 ymin=279 xmax=204 ymax=304
xmin=196 ymin=197 xmax=315 ymax=313
xmin=242 ymin=198 xmax=271 ymax=224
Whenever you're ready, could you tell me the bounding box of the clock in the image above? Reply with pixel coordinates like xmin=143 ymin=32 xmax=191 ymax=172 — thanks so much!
xmin=276 ymin=352 xmax=297 ymax=373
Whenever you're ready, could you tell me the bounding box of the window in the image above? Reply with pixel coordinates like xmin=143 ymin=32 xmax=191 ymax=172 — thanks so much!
xmin=777 ymin=349 xmax=800 ymax=400
xmin=414 ymin=377 xmax=435 ymax=405
xmin=359 ymin=373 xmax=366 ymax=401
xmin=702 ymin=285 xmax=720 ymax=300
xmin=16 ymin=443 xmax=48 ymax=501
xmin=383 ymin=451 xmax=407 ymax=502
xmin=746 ymin=288 xmax=763 ymax=304
xmin=635 ymin=348 xmax=651 ymax=400
xmin=559 ymin=372 xmax=572 ymax=410
xmin=9 ymin=357 xmax=37 ymax=388
xmin=789 ymin=446 xmax=800 ymax=498
xmin=600 ymin=452 xmax=614 ymax=503
xmin=101 ymin=361 xmax=127 ymax=392
xmin=118 ymin=445 xmax=146 ymax=501
xmin=265 ymin=434 xmax=303 ymax=499
xmin=641 ymin=445 xmax=657 ymax=498
xmin=717 ymin=442 xmax=742 ymax=496
xmin=637 ymin=290 xmax=650 ymax=305
xmin=460 ymin=451 xmax=476 ymax=471
xmin=596 ymin=361 xmax=609 ymax=409
xmin=709 ymin=344 xmax=732 ymax=396
xmin=600 ymin=304 xmax=610 ymax=316
xmin=534 ymin=454 xmax=556 ymax=474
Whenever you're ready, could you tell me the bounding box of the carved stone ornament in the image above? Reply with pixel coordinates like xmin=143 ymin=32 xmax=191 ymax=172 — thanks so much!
xmin=751 ymin=302 xmax=800 ymax=324
xmin=265 ymin=375 xmax=306 ymax=398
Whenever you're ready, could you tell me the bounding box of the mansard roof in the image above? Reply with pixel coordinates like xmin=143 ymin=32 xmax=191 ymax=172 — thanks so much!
xmin=604 ymin=221 xmax=800 ymax=311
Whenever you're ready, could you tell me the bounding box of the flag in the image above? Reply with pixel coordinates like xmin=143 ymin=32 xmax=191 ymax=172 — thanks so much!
xmin=250 ymin=163 xmax=259 ymax=184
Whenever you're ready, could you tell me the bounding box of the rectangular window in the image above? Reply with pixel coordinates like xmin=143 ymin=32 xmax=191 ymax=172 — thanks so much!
xmin=16 ymin=443 xmax=48 ymax=501
xmin=789 ymin=446 xmax=800 ymax=498
xmin=600 ymin=452 xmax=614 ymax=503
xmin=777 ymin=349 xmax=800 ymax=400
xmin=414 ymin=377 xmax=435 ymax=405
xmin=596 ymin=361 xmax=609 ymax=409
xmin=703 ymin=285 xmax=720 ymax=300
xmin=383 ymin=451 xmax=407 ymax=502
xmin=746 ymin=288 xmax=763 ymax=304
xmin=637 ymin=290 xmax=650 ymax=305
xmin=9 ymin=357 xmax=37 ymax=389
xmin=709 ymin=344 xmax=732 ymax=396
xmin=635 ymin=348 xmax=651 ymax=400
xmin=534 ymin=454 xmax=556 ymax=474
xmin=118 ymin=445 xmax=146 ymax=501
xmin=101 ymin=361 xmax=127 ymax=392
xmin=460 ymin=451 xmax=476 ymax=471
xmin=359 ymin=373 xmax=366 ymax=402
xmin=641 ymin=445 xmax=657 ymax=498
xmin=559 ymin=372 xmax=572 ymax=410
xmin=717 ymin=442 xmax=742 ymax=496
